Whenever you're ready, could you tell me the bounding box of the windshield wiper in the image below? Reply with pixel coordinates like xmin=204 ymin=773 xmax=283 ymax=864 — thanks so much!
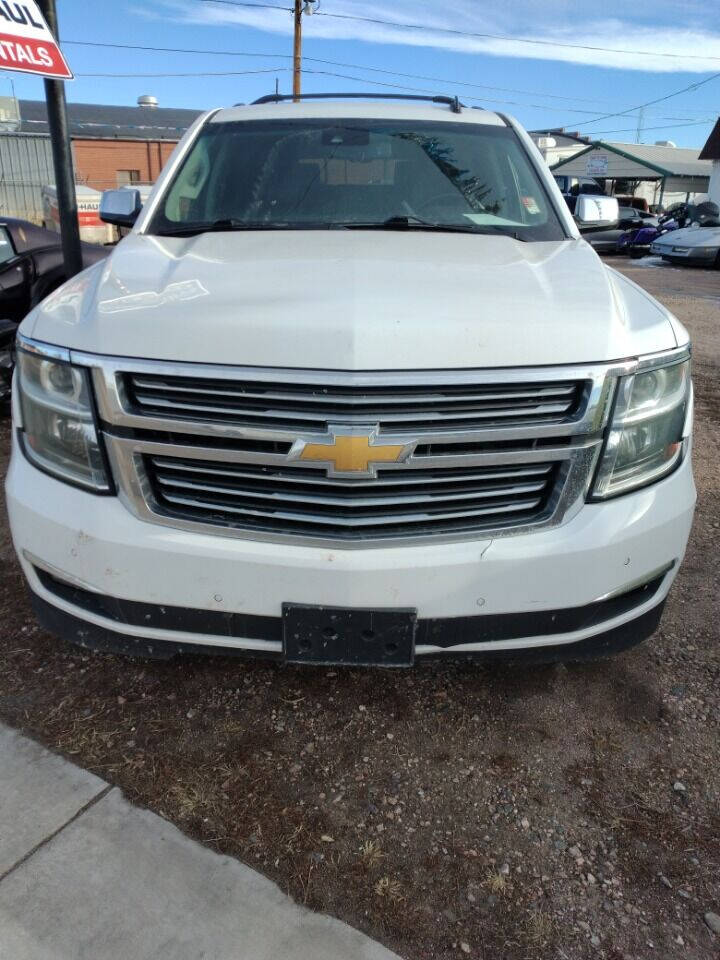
xmin=339 ymin=216 xmax=477 ymax=234
xmin=339 ymin=216 xmax=527 ymax=238
xmin=154 ymin=219 xmax=296 ymax=237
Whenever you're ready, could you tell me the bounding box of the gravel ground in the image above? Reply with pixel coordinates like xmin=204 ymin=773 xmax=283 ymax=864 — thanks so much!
xmin=0 ymin=258 xmax=718 ymax=960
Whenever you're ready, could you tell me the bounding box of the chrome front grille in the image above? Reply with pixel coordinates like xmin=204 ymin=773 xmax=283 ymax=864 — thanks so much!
xmin=85 ymin=356 xmax=625 ymax=547
xmin=145 ymin=456 xmax=559 ymax=540
xmin=124 ymin=372 xmax=585 ymax=433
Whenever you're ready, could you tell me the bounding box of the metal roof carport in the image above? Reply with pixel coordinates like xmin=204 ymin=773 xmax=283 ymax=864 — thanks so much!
xmin=550 ymin=140 xmax=711 ymax=206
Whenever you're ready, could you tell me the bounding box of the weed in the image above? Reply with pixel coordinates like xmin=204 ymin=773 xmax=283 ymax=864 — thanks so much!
xmin=360 ymin=839 xmax=385 ymax=869
xmin=375 ymin=876 xmax=404 ymax=902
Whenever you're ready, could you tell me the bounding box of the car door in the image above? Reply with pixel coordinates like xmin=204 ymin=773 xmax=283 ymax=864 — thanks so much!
xmin=0 ymin=226 xmax=33 ymax=322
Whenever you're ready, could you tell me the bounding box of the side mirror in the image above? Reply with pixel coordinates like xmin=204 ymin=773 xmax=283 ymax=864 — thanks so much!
xmin=100 ymin=189 xmax=142 ymax=228
xmin=574 ymin=195 xmax=619 ymax=228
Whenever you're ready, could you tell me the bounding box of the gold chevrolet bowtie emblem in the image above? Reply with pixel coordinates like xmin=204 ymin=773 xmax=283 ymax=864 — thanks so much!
xmin=290 ymin=429 xmax=414 ymax=477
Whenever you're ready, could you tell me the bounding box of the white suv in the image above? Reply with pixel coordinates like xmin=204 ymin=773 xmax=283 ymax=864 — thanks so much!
xmin=6 ymin=94 xmax=695 ymax=666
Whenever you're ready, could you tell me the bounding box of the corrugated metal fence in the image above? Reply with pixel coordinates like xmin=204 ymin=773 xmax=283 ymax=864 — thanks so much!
xmin=0 ymin=132 xmax=54 ymax=223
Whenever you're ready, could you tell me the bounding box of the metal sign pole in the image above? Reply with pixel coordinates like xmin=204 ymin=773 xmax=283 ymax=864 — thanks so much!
xmin=37 ymin=0 xmax=82 ymax=279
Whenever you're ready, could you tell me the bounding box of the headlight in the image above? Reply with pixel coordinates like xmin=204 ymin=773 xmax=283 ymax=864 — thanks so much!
xmin=17 ymin=349 xmax=110 ymax=492
xmin=591 ymin=355 xmax=690 ymax=499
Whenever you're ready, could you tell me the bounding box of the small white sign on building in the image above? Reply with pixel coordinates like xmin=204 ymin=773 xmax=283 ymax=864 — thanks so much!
xmin=585 ymin=154 xmax=609 ymax=176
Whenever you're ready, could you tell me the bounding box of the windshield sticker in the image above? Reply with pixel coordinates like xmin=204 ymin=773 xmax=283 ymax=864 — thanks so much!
xmin=521 ymin=196 xmax=540 ymax=215
xmin=463 ymin=213 xmax=524 ymax=226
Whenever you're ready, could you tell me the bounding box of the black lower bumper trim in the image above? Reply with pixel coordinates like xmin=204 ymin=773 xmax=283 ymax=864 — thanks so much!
xmin=34 ymin=566 xmax=280 ymax=643
xmin=30 ymin=592 xmax=268 ymax=660
xmin=30 ymin=565 xmax=668 ymax=663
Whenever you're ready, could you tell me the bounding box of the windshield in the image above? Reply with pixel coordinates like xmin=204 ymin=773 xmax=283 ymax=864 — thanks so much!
xmin=149 ymin=118 xmax=566 ymax=241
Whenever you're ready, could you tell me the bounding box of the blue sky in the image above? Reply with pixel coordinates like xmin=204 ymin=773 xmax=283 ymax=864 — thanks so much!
xmin=3 ymin=0 xmax=720 ymax=147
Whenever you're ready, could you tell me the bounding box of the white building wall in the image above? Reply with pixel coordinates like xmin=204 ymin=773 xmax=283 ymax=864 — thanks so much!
xmin=543 ymin=145 xmax=586 ymax=167
xmin=709 ymin=161 xmax=720 ymax=205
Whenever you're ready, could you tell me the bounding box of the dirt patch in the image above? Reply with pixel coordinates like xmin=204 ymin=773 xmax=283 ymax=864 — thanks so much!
xmin=0 ymin=263 xmax=719 ymax=959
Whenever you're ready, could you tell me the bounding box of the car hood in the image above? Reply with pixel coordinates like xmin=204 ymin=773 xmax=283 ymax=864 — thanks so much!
xmin=25 ymin=231 xmax=679 ymax=368
xmin=654 ymin=224 xmax=720 ymax=250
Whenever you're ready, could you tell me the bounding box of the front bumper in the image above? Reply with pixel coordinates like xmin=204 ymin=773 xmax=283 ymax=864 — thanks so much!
xmin=651 ymin=243 xmax=718 ymax=263
xmin=6 ymin=430 xmax=696 ymax=660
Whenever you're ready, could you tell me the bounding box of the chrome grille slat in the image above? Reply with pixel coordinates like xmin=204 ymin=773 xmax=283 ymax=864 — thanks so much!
xmin=158 ymin=490 xmax=544 ymax=529
xmin=149 ymin=457 xmax=554 ymax=488
xmin=136 ymin=394 xmax=568 ymax=430
xmin=154 ymin=473 xmax=549 ymax=508
xmin=132 ymin=393 xmax=575 ymax=426
xmin=126 ymin=372 xmax=585 ymax=433
xmin=131 ymin=377 xmax=578 ymax=404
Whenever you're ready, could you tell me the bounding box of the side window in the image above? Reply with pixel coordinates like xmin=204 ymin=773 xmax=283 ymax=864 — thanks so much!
xmin=506 ymin=150 xmax=551 ymax=224
xmin=0 ymin=227 xmax=15 ymax=267
xmin=163 ymin=138 xmax=211 ymax=222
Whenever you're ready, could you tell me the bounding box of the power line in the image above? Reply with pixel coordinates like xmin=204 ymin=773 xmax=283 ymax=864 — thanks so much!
xmin=69 ymin=63 xmax=716 ymax=130
xmin=64 ymin=39 xmax=714 ymax=122
xmin=199 ymin=0 xmax=290 ymax=8
xmin=73 ymin=65 xmax=568 ymax=114
xmin=198 ymin=0 xmax=720 ymax=64
xmin=62 ymin=39 xmax=613 ymax=106
xmin=566 ymin=71 xmax=720 ymax=127
xmin=79 ymin=68 xmax=284 ymax=78
xmin=580 ymin=118 xmax=716 ymax=136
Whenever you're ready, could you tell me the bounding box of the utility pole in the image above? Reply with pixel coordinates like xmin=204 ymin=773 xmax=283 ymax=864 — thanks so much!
xmin=292 ymin=0 xmax=316 ymax=102
xmin=293 ymin=0 xmax=302 ymax=101
xmin=635 ymin=107 xmax=644 ymax=144
xmin=38 ymin=0 xmax=83 ymax=278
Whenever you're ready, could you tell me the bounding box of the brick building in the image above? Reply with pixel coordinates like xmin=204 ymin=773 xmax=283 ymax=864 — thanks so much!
xmin=71 ymin=138 xmax=177 ymax=190
xmin=0 ymin=98 xmax=202 ymax=222
xmin=16 ymin=98 xmax=202 ymax=190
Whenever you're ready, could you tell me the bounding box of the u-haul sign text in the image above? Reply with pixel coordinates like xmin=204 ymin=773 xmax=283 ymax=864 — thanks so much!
xmin=0 ymin=1 xmax=73 ymax=79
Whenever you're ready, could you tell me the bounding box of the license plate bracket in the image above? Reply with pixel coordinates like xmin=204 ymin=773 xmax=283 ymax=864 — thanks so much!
xmin=283 ymin=604 xmax=416 ymax=667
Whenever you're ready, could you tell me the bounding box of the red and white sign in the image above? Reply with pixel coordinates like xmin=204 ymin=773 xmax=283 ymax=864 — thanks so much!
xmin=0 ymin=1 xmax=72 ymax=79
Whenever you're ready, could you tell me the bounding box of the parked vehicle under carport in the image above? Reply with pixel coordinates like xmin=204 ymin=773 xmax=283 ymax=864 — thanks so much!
xmin=582 ymin=206 xmax=658 ymax=254
xmin=650 ymin=202 xmax=720 ymax=267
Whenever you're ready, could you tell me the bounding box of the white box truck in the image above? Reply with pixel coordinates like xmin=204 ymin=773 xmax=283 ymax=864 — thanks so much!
xmin=41 ymin=184 xmax=114 ymax=245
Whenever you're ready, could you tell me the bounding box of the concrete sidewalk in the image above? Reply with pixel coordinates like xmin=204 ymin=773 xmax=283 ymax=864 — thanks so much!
xmin=0 ymin=724 xmax=401 ymax=960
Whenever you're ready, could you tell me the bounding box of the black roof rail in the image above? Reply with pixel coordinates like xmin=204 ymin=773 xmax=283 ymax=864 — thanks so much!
xmin=249 ymin=92 xmax=463 ymax=113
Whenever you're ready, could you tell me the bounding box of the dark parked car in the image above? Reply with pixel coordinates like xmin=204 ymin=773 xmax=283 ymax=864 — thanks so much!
xmin=0 ymin=217 xmax=109 ymax=324
xmin=582 ymin=206 xmax=658 ymax=254
xmin=0 ymin=218 xmax=109 ymax=400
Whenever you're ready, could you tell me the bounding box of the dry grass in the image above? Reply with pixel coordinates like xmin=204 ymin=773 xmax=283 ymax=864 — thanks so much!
xmin=374 ymin=876 xmax=405 ymax=902
xmin=359 ymin=839 xmax=385 ymax=869
xmin=167 ymin=780 xmax=219 ymax=821
xmin=524 ymin=909 xmax=554 ymax=947
xmin=483 ymin=871 xmax=508 ymax=895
